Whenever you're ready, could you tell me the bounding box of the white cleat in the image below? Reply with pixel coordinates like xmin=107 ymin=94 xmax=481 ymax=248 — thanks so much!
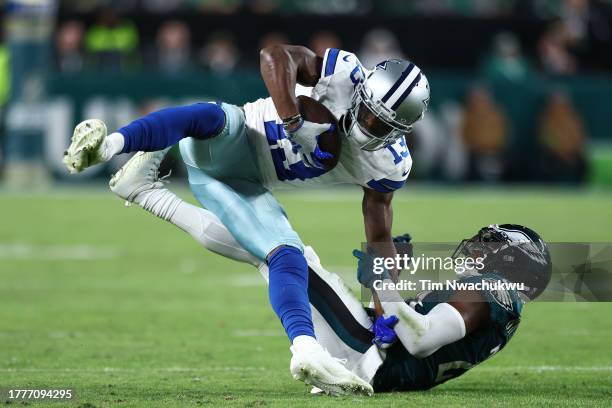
xmin=63 ymin=119 xmax=108 ymax=174
xmin=109 ymin=148 xmax=170 ymax=203
xmin=290 ymin=339 xmax=373 ymax=396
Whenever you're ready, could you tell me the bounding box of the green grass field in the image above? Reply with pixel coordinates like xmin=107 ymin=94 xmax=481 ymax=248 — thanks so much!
xmin=1 ymin=187 xmax=611 ymax=407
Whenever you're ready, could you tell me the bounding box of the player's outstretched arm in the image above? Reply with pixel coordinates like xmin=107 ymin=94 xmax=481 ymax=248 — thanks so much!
xmin=362 ymin=188 xmax=400 ymax=281
xmin=368 ymin=271 xmax=489 ymax=358
xmin=369 ymin=281 xmax=467 ymax=358
xmin=361 ymin=188 xmax=401 ymax=316
xmin=63 ymin=103 xmax=225 ymax=173
xmin=354 ymin=242 xmax=492 ymax=357
xmin=391 ymin=291 xmax=491 ymax=358
xmin=355 ymin=248 xmax=466 ymax=357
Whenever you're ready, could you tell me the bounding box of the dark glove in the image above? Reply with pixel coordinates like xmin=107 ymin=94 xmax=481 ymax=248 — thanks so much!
xmin=353 ymin=249 xmax=390 ymax=289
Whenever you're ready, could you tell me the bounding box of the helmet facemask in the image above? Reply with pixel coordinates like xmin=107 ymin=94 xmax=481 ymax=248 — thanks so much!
xmin=451 ymin=225 xmax=552 ymax=301
xmin=451 ymin=235 xmax=496 ymax=278
xmin=345 ymin=82 xmax=413 ymax=151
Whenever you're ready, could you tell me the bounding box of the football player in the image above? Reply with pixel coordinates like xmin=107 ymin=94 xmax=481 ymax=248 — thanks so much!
xmin=62 ymin=45 xmax=430 ymax=395
xmin=101 ymin=157 xmax=551 ymax=394
xmin=352 ymin=224 xmax=552 ymax=391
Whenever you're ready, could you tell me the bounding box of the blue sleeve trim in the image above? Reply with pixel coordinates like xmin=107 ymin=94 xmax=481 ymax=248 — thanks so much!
xmin=366 ymin=178 xmax=406 ymax=193
xmin=119 ymin=103 xmax=225 ymax=153
xmin=324 ymin=48 xmax=340 ymax=77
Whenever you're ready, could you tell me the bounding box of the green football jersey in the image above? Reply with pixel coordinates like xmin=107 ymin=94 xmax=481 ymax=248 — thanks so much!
xmin=372 ymin=273 xmax=524 ymax=392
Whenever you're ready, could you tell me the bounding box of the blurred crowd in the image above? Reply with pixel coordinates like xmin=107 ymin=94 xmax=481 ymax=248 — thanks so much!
xmin=53 ymin=0 xmax=611 ymax=75
xmin=0 ymin=31 xmax=9 ymax=166
xmin=1 ymin=0 xmax=607 ymax=184
xmin=60 ymin=0 xmax=612 ymax=17
xmin=46 ymin=1 xmax=602 ymax=183
xmin=54 ymin=12 xmax=349 ymax=74
xmin=408 ymin=85 xmax=588 ymax=184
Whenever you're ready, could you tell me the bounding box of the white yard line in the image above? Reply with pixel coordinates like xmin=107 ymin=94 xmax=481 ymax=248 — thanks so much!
xmin=0 ymin=243 xmax=118 ymax=260
xmin=1 ymin=366 xmax=610 ymax=373
xmin=478 ymin=366 xmax=612 ymax=372
xmin=0 ymin=367 xmax=267 ymax=373
xmin=232 ymin=329 xmax=284 ymax=337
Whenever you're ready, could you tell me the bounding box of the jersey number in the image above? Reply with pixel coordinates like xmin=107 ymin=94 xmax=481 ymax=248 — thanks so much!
xmin=387 ymin=138 xmax=409 ymax=165
xmin=435 ymin=361 xmax=473 ymax=384
xmin=264 ymin=121 xmax=326 ymax=181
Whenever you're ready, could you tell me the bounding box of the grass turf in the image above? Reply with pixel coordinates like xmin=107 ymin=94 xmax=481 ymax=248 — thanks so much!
xmin=1 ymin=187 xmax=611 ymax=407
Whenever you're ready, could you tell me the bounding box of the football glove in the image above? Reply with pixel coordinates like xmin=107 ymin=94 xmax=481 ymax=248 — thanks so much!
xmin=287 ymin=120 xmax=335 ymax=168
xmin=392 ymin=232 xmax=414 ymax=265
xmin=393 ymin=233 xmax=413 ymax=244
xmin=372 ymin=315 xmax=399 ymax=349
xmin=353 ymin=249 xmax=391 ymax=289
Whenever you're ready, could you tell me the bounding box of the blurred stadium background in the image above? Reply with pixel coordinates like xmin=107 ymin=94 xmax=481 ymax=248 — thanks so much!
xmin=1 ymin=0 xmax=612 ymax=185
xmin=1 ymin=1 xmax=612 ymax=406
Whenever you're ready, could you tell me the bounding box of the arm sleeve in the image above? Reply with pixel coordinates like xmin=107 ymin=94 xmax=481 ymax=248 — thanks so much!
xmin=375 ymin=281 xmax=466 ymax=358
xmin=119 ymin=103 xmax=225 ymax=153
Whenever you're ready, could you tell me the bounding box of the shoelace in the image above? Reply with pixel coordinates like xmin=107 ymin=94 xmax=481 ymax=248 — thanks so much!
xmin=124 ymin=161 xmax=172 ymax=207
xmin=158 ymin=169 xmax=172 ymax=183
xmin=334 ymin=357 xmax=348 ymax=366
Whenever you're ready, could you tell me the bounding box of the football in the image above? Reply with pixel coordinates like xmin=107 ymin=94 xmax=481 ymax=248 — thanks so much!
xmin=297 ymin=95 xmax=341 ymax=171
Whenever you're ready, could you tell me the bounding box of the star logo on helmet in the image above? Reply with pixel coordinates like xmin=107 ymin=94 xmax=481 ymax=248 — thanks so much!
xmin=376 ymin=59 xmax=401 ymax=70
xmin=422 ymin=97 xmax=430 ymax=111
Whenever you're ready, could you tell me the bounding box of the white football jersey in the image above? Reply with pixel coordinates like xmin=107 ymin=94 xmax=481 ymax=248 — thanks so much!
xmin=243 ymin=48 xmax=412 ymax=193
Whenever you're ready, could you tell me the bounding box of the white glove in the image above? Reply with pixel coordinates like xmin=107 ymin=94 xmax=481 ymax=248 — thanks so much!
xmin=63 ymin=119 xmax=124 ymax=173
xmin=286 ymin=120 xmax=335 ymax=168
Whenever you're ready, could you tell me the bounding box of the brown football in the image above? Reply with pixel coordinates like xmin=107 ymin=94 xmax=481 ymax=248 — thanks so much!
xmin=296 ymin=95 xmax=341 ymax=171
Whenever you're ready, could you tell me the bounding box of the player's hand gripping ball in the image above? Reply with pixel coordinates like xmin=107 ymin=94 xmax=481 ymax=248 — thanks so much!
xmin=287 ymin=95 xmax=341 ymax=171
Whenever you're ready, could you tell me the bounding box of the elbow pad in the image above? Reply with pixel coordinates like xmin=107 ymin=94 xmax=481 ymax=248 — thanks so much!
xmin=395 ymin=303 xmax=466 ymax=358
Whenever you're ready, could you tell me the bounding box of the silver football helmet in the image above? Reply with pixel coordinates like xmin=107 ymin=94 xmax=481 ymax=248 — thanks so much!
xmin=345 ymin=59 xmax=430 ymax=151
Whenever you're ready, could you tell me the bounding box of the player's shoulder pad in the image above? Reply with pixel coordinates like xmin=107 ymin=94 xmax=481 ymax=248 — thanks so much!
xmin=365 ymin=143 xmax=412 ymax=193
xmin=321 ymin=48 xmax=363 ymax=78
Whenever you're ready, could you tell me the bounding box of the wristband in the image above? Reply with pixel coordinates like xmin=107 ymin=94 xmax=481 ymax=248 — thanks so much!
xmin=282 ymin=114 xmax=303 ymax=132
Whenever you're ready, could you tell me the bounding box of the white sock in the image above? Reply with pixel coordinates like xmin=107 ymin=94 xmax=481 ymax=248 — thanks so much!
xmin=102 ymin=132 xmax=126 ymax=160
xmin=292 ymin=335 xmax=318 ymax=348
xmin=132 ymin=187 xmax=261 ymax=267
